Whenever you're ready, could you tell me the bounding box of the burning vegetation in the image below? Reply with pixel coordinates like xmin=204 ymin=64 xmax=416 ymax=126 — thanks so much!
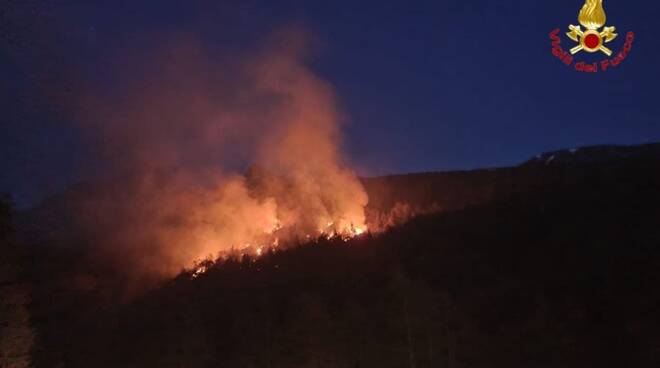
xmin=69 ymin=29 xmax=370 ymax=283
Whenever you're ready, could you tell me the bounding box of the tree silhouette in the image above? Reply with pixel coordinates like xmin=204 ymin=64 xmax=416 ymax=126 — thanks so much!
xmin=0 ymin=195 xmax=34 ymax=368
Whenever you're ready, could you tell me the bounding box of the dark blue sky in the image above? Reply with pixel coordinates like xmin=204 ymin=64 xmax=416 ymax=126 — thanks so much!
xmin=2 ymin=0 xmax=659 ymax=205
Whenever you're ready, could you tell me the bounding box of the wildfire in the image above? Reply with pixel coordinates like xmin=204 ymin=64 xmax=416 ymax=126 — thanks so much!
xmin=72 ymin=27 xmax=373 ymax=283
xmin=188 ymin=221 xmax=368 ymax=279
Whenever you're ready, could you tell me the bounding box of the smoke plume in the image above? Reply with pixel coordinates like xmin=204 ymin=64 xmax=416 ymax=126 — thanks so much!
xmin=72 ymin=29 xmax=368 ymax=281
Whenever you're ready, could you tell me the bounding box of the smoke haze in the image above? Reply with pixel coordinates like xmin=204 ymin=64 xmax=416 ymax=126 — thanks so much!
xmin=70 ymin=28 xmax=368 ymax=281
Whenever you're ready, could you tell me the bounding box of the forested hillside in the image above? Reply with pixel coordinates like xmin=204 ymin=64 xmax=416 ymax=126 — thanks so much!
xmin=14 ymin=144 xmax=660 ymax=367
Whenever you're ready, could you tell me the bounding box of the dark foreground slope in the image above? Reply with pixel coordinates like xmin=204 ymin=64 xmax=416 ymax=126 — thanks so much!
xmin=12 ymin=143 xmax=660 ymax=367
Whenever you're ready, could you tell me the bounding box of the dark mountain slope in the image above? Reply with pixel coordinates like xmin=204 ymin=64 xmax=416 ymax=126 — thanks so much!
xmin=524 ymin=142 xmax=660 ymax=166
xmin=362 ymin=142 xmax=660 ymax=215
xmin=20 ymin=143 xmax=660 ymax=367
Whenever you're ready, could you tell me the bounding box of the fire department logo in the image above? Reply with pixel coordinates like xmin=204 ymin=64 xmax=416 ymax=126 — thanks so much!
xmin=549 ymin=0 xmax=634 ymax=73
xmin=566 ymin=0 xmax=617 ymax=56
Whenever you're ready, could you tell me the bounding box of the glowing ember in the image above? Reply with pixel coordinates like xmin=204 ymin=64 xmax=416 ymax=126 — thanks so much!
xmin=191 ymin=265 xmax=207 ymax=279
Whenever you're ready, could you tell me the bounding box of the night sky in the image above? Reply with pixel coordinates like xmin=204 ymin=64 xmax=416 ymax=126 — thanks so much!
xmin=2 ymin=0 xmax=659 ymax=206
